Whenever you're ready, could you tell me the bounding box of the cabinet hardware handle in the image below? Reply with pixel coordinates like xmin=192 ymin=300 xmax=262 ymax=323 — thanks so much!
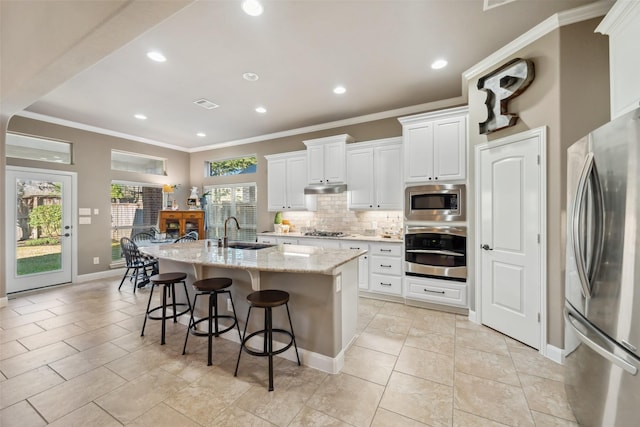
xmin=380 ymin=282 xmax=392 ymax=286
xmin=423 ymin=288 xmax=445 ymax=294
xmin=380 ymin=249 xmax=392 ymax=252
xmin=380 ymin=264 xmax=392 ymax=268
xmin=350 ymin=247 xmax=360 ymax=250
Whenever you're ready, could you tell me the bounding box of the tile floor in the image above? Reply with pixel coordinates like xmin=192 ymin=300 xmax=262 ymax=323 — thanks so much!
xmin=0 ymin=278 xmax=578 ymax=426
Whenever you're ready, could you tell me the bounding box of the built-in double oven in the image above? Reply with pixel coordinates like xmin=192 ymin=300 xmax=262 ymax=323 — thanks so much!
xmin=404 ymin=184 xmax=467 ymax=282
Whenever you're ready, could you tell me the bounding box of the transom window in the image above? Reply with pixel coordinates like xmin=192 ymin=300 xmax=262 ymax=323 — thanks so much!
xmin=206 ymin=155 xmax=257 ymax=177
xmin=6 ymin=132 xmax=72 ymax=164
xmin=111 ymin=150 xmax=166 ymax=176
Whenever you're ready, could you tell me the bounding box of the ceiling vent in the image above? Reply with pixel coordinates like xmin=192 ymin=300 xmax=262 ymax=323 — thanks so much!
xmin=483 ymin=0 xmax=517 ymax=11
xmin=193 ymin=98 xmax=219 ymax=110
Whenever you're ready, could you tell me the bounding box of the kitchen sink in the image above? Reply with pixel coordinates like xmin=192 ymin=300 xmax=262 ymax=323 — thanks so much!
xmin=227 ymin=242 xmax=275 ymax=250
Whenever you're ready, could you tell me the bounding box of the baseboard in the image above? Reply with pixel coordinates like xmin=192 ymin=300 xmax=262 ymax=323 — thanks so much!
xmin=76 ymin=269 xmax=124 ymax=283
xmin=468 ymin=309 xmax=478 ymax=323
xmin=545 ymin=343 xmax=565 ymax=364
xmin=0 ymin=296 xmax=8 ymax=308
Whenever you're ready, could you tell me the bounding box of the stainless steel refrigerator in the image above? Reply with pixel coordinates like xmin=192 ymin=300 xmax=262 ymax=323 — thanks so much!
xmin=564 ymin=107 xmax=640 ymax=426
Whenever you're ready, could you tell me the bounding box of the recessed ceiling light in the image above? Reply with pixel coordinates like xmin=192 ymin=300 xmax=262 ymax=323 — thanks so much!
xmin=134 ymin=114 xmax=147 ymax=120
xmin=146 ymin=51 xmax=166 ymax=62
xmin=333 ymin=86 xmax=346 ymax=95
xmin=255 ymin=106 xmax=267 ymax=114
xmin=242 ymin=0 xmax=263 ymax=16
xmin=243 ymin=72 xmax=259 ymax=81
xmin=431 ymin=59 xmax=448 ymax=70
xmin=197 ymin=132 xmax=206 ymax=137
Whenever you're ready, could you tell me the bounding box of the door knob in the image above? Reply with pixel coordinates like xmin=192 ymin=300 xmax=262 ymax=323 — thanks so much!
xmin=64 ymin=233 xmax=70 ymax=237
xmin=481 ymin=244 xmax=493 ymax=251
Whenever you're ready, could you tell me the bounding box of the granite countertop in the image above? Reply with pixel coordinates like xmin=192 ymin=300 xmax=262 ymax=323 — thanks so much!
xmin=139 ymin=240 xmax=366 ymax=275
xmin=257 ymin=231 xmax=403 ymax=243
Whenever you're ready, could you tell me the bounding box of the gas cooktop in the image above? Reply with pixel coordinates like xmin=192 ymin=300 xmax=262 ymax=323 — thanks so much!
xmin=303 ymin=231 xmax=347 ymax=237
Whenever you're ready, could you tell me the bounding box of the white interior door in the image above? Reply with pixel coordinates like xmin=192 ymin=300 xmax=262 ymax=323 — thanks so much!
xmin=478 ymin=131 xmax=543 ymax=349
xmin=6 ymin=167 xmax=74 ymax=293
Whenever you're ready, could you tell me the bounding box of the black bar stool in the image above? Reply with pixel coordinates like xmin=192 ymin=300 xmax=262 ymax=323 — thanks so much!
xmin=234 ymin=289 xmax=300 ymax=391
xmin=182 ymin=277 xmax=241 ymax=365
xmin=141 ymin=272 xmax=192 ymax=345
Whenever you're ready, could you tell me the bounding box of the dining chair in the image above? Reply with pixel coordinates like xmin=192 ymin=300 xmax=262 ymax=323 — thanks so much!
xmin=119 ymin=237 xmax=159 ymax=293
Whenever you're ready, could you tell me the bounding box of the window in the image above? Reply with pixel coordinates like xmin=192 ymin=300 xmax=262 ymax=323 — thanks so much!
xmin=111 ymin=150 xmax=166 ymax=176
xmin=110 ymin=182 xmax=162 ymax=261
xmin=6 ymin=132 xmax=72 ymax=164
xmin=204 ymin=183 xmax=257 ymax=242
xmin=206 ymin=155 xmax=257 ymax=177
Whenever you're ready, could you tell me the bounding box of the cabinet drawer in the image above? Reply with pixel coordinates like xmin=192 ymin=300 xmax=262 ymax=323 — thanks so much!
xmin=257 ymin=237 xmax=277 ymax=244
xmin=340 ymin=242 xmax=369 ymax=251
xmin=162 ymin=212 xmax=182 ymax=219
xmin=370 ymin=256 xmax=402 ymax=275
xmin=183 ymin=212 xmax=202 ymax=219
xmin=370 ymin=274 xmax=402 ymax=295
xmin=278 ymin=237 xmax=298 ymax=245
xmin=370 ymin=243 xmax=402 ymax=257
xmin=406 ymin=277 xmax=467 ymax=307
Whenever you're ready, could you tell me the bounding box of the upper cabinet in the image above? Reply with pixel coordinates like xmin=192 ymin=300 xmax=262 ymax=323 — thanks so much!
xmin=346 ymin=137 xmax=403 ymax=210
xmin=398 ymin=106 xmax=468 ymax=183
xmin=265 ymin=150 xmax=315 ymax=212
xmin=596 ymin=1 xmax=640 ymax=119
xmin=303 ymin=134 xmax=354 ymax=184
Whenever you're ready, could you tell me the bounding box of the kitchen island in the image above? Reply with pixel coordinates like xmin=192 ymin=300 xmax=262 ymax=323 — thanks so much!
xmin=140 ymin=241 xmax=365 ymax=374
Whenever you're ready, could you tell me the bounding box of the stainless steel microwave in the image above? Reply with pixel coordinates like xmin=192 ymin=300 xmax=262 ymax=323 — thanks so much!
xmin=405 ymin=184 xmax=466 ymax=222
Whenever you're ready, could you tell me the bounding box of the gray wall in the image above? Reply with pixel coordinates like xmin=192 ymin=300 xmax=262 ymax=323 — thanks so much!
xmin=466 ymin=18 xmax=609 ymax=348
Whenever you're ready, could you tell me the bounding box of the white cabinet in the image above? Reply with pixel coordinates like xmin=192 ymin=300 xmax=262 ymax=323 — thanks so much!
xmin=346 ymin=137 xmax=402 ymax=210
xmin=596 ymin=1 xmax=640 ymax=119
xmin=303 ymin=134 xmax=353 ymax=184
xmin=341 ymin=241 xmax=369 ymax=290
xmin=404 ymin=275 xmax=467 ymax=308
xmin=277 ymin=237 xmax=299 ymax=245
xmin=368 ymin=243 xmax=403 ymax=296
xmin=257 ymin=236 xmax=277 ymax=245
xmin=265 ymin=151 xmax=315 ymax=211
xmin=399 ymin=106 xmax=468 ymax=183
xmin=302 ymin=238 xmax=341 ymax=249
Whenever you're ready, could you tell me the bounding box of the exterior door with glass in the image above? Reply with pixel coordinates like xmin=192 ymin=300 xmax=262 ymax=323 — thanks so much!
xmin=5 ymin=167 xmax=74 ymax=293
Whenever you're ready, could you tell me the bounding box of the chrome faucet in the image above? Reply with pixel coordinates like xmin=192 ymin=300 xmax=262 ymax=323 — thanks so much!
xmin=223 ymin=216 xmax=241 ymax=247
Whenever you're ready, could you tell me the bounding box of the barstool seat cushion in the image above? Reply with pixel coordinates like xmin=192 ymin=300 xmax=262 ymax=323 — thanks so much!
xmin=247 ymin=290 xmax=289 ymax=308
xmin=150 ymin=272 xmax=187 ymax=284
xmin=193 ymin=277 xmax=232 ymax=292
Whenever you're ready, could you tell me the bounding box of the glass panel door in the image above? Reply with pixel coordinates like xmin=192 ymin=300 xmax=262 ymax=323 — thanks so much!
xmin=6 ymin=167 xmax=73 ymax=293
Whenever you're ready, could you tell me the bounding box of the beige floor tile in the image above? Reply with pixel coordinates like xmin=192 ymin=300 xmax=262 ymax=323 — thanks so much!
xmin=35 ymin=311 xmax=88 ymax=330
xmin=95 ymin=367 xmax=189 ymax=424
xmin=354 ymin=329 xmax=406 ymax=356
xmin=46 ymin=402 xmax=121 ymax=427
xmin=455 ymin=327 xmax=510 ymax=356
xmin=0 ymin=310 xmax=56 ymax=329
xmin=411 ymin=310 xmax=457 ymax=336
xmin=0 ymin=323 xmax=44 ymax=344
xmin=105 ymin=344 xmax=175 ymax=380
xmin=12 ymin=299 xmax=65 ymax=315
xmin=379 ymin=371 xmax=453 ymax=427
xmin=307 ymin=373 xmax=384 ymax=427
xmin=510 ymin=346 xmax=565 ymax=382
xmin=289 ymin=405 xmax=351 ymax=426
xmin=0 ymin=366 xmax=64 ymax=409
xmin=18 ymin=323 xmax=86 ymax=350
xmin=28 ymin=366 xmax=126 ymax=423
xmin=454 ymin=372 xmax=534 ymax=426
xmin=454 ymin=346 xmax=520 ymax=386
xmin=0 ymin=341 xmax=77 ymax=378
xmin=128 ymin=402 xmax=202 ymax=427
xmin=453 ymin=409 xmax=510 ymax=426
xmin=378 ymin=301 xmax=423 ymax=319
xmin=342 ymin=344 xmax=397 ymax=385
xmin=0 ymin=400 xmax=47 ymax=427
xmin=366 ymin=313 xmax=414 ymax=335
xmin=395 ymin=345 xmax=454 ymax=386
xmin=530 ymin=410 xmax=579 ymax=426
xmin=73 ymin=309 xmax=131 ymax=331
xmin=63 ymin=323 xmax=130 ymax=351
xmin=49 ymin=341 xmax=129 ymax=380
xmin=405 ymin=327 xmax=455 ymax=356
xmin=211 ymin=405 xmax=278 ymax=426
xmin=371 ymin=407 xmax=429 ymax=426
xmin=115 ymin=313 xmax=147 ymax=332
xmin=519 ymin=373 xmax=576 ymax=421
xmin=0 ymin=341 xmax=27 ymax=360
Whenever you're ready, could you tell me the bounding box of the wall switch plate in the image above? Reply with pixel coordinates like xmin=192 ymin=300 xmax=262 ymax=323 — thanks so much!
xmin=94 ymin=208 xmax=99 ymax=215
xmin=335 ymin=274 xmax=342 ymax=293
xmin=93 ymin=257 xmax=99 ymax=264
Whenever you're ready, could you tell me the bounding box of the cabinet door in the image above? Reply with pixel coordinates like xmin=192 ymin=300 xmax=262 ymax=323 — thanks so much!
xmin=267 ymin=158 xmax=287 ymax=211
xmin=341 ymin=241 xmax=369 ymax=290
xmin=323 ymin=140 xmax=346 ymax=183
xmin=433 ymin=115 xmax=466 ymax=181
xmin=286 ymin=155 xmax=308 ymax=210
xmin=374 ymin=144 xmax=403 ymax=209
xmin=306 ymin=144 xmax=325 ymax=184
xmin=347 ymin=147 xmax=374 ymax=209
xmin=403 ymin=121 xmax=434 ymax=182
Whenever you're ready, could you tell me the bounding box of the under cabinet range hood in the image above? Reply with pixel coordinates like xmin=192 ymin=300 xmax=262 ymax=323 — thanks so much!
xmin=303 ymin=183 xmax=347 ymax=194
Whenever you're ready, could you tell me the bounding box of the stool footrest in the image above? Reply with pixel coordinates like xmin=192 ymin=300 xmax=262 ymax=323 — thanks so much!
xmin=189 ymin=315 xmax=237 ymax=337
xmin=146 ymin=303 xmax=190 ymax=321
xmin=241 ymin=329 xmax=296 ymax=357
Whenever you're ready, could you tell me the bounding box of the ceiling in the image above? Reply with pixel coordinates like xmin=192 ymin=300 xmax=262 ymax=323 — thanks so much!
xmin=18 ymin=0 xmax=600 ymax=152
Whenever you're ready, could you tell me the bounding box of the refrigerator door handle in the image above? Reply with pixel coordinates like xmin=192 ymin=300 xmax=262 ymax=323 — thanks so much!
xmin=565 ymin=308 xmax=638 ymax=375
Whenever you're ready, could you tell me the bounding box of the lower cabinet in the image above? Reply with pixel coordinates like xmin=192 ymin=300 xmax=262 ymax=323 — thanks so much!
xmin=340 ymin=241 xmax=369 ymax=290
xmin=368 ymin=243 xmax=402 ymax=296
xmin=404 ymin=275 xmax=467 ymax=307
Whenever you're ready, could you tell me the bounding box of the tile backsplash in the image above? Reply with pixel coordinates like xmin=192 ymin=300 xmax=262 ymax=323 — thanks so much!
xmin=276 ymin=193 xmax=403 ymax=235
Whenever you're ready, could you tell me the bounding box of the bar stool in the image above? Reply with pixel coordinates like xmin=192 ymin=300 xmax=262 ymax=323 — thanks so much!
xmin=141 ymin=272 xmax=192 ymax=345
xmin=182 ymin=277 xmax=241 ymax=365
xmin=234 ymin=289 xmax=300 ymax=391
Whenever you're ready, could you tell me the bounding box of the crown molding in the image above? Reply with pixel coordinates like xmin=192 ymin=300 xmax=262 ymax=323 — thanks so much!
xmin=463 ymin=0 xmax=613 ymax=81
xmin=596 ymin=0 xmax=640 ymax=34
